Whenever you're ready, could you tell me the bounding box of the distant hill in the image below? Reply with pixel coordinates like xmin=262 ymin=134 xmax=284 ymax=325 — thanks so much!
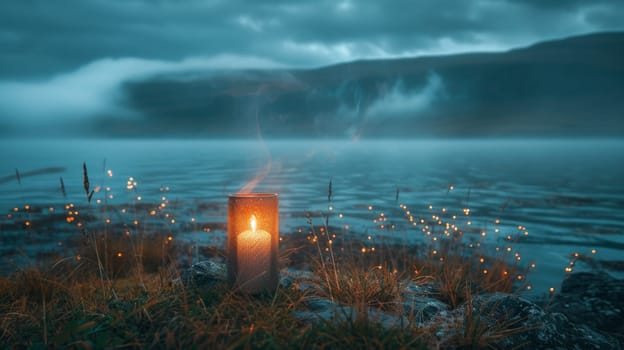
xmin=103 ymin=32 xmax=624 ymax=138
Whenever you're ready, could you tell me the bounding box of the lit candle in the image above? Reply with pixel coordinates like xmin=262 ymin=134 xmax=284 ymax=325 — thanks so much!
xmin=237 ymin=215 xmax=271 ymax=291
xmin=228 ymin=193 xmax=279 ymax=293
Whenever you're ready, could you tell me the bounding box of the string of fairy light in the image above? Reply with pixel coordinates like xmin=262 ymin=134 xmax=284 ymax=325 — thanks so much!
xmin=2 ymin=168 xmax=189 ymax=263
xmin=0 ymin=174 xmax=604 ymax=295
xmin=297 ymin=183 xmax=601 ymax=295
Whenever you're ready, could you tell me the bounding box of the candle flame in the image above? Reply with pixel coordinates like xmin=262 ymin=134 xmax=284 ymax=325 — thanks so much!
xmin=250 ymin=215 xmax=257 ymax=232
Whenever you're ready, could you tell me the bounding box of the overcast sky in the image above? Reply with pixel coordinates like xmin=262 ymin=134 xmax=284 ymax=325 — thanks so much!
xmin=1 ymin=0 xmax=623 ymax=79
xmin=0 ymin=0 xmax=623 ymax=132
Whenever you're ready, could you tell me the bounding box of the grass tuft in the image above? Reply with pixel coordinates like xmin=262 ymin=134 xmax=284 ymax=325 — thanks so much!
xmin=0 ymin=170 xmax=537 ymax=348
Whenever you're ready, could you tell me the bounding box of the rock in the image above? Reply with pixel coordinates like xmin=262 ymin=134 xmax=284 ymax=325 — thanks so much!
xmin=294 ymin=296 xmax=408 ymax=329
xmin=402 ymin=281 xmax=449 ymax=326
xmin=178 ymin=260 xmax=226 ymax=287
xmin=294 ymin=297 xmax=353 ymax=324
xmin=402 ymin=296 xmax=449 ymax=326
xmin=280 ymin=268 xmax=315 ymax=291
xmin=404 ymin=281 xmax=438 ymax=296
xmin=286 ymin=268 xmax=404 ymax=326
xmin=367 ymin=308 xmax=409 ymax=329
xmin=550 ymin=272 xmax=624 ymax=336
xmin=436 ymin=293 xmax=619 ymax=350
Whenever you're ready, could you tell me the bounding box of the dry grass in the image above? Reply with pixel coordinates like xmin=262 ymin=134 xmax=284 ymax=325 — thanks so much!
xmin=0 ymin=264 xmax=308 ymax=348
xmin=312 ymin=260 xmax=405 ymax=311
xmin=297 ymin=317 xmax=428 ymax=349
xmin=434 ymin=292 xmax=537 ymax=350
xmin=0 ymin=231 xmax=533 ymax=349
xmin=74 ymin=231 xmax=179 ymax=279
xmin=415 ymin=252 xmax=525 ymax=309
xmin=0 ymin=169 xmax=535 ymax=348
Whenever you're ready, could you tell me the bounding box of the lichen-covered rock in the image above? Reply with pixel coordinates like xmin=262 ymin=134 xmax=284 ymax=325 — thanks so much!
xmin=280 ymin=268 xmax=315 ymax=291
xmin=178 ymin=260 xmax=226 ymax=287
xmin=294 ymin=297 xmax=408 ymax=329
xmin=550 ymin=272 xmax=624 ymax=336
xmin=294 ymin=297 xmax=353 ymax=324
xmin=402 ymin=282 xmax=449 ymax=326
xmin=402 ymin=296 xmax=449 ymax=326
xmin=404 ymin=281 xmax=438 ymax=296
xmin=436 ymin=293 xmax=619 ymax=350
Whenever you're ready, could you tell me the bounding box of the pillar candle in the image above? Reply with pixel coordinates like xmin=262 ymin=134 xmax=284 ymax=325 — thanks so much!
xmin=236 ymin=215 xmax=271 ymax=291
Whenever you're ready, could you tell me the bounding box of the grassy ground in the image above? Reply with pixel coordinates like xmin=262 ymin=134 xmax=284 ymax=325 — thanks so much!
xmin=0 ymin=168 xmax=533 ymax=348
xmin=0 ymin=226 xmax=529 ymax=349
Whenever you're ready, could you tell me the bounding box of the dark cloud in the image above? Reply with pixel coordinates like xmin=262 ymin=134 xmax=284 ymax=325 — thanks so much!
xmin=507 ymin=0 xmax=613 ymax=10
xmin=1 ymin=0 xmax=623 ymax=79
xmin=0 ymin=0 xmax=241 ymax=77
xmin=0 ymin=0 xmax=622 ymax=134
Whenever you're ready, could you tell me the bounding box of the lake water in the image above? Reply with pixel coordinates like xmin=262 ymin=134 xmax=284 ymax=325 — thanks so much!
xmin=1 ymin=138 xmax=624 ymax=296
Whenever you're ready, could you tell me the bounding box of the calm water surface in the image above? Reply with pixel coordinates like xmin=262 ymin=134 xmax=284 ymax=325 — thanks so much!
xmin=1 ymin=139 xmax=623 ymax=296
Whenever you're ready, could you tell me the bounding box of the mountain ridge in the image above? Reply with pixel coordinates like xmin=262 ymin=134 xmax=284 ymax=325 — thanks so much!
xmin=101 ymin=31 xmax=624 ymax=138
